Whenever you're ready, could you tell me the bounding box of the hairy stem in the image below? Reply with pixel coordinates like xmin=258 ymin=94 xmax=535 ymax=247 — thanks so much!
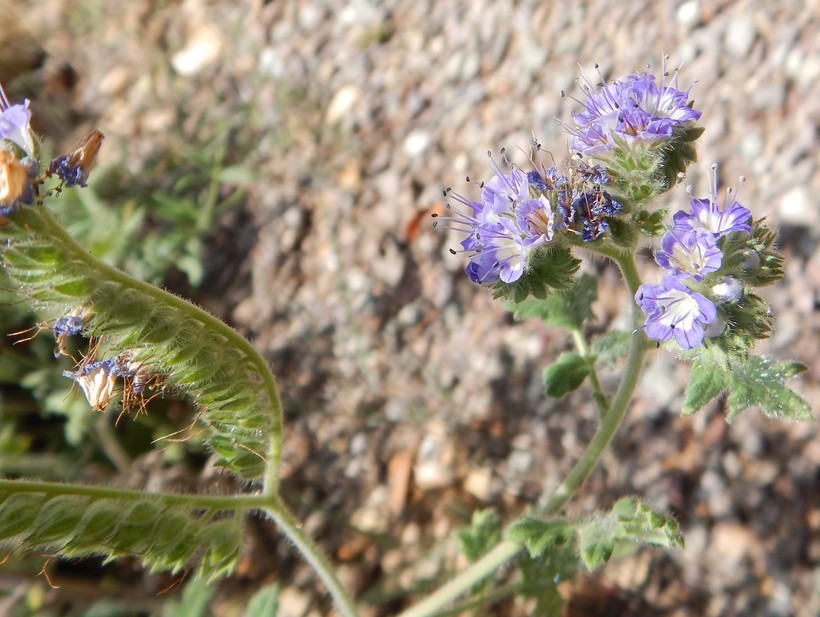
xmin=264 ymin=498 xmax=360 ymax=617
xmin=397 ymin=251 xmax=649 ymax=617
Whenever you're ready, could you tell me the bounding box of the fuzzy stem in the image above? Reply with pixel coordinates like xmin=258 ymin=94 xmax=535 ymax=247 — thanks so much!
xmin=571 ymin=328 xmax=607 ymax=418
xmin=0 ymin=478 xmax=269 ymax=510
xmin=264 ymin=498 xmax=360 ymax=617
xmin=397 ymin=251 xmax=649 ymax=617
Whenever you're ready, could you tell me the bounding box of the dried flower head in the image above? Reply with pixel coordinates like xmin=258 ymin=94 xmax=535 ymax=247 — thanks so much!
xmin=48 ymin=129 xmax=104 ymax=188
xmin=64 ymin=358 xmax=119 ymax=411
xmin=0 ymin=150 xmax=34 ymax=215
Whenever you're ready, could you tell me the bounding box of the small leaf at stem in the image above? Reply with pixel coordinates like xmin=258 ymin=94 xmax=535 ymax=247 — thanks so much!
xmin=544 ymin=353 xmax=590 ymax=398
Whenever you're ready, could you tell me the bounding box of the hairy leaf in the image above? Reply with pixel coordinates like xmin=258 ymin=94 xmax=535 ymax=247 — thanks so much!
xmin=507 ymin=273 xmax=598 ymax=330
xmin=576 ymin=497 xmax=683 ymax=570
xmin=507 ymin=517 xmax=573 ymax=558
xmin=726 ymin=356 xmax=811 ymax=422
xmin=544 ymin=353 xmax=590 ymax=398
xmin=456 ymin=508 xmax=502 ymax=563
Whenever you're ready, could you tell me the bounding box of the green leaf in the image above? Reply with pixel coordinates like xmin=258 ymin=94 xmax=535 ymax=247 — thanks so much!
xmin=591 ymin=330 xmax=632 ymax=364
xmin=245 ymin=583 xmax=280 ymax=617
xmin=576 ymin=497 xmax=683 ymax=570
xmin=162 ymin=577 xmax=214 ymax=617
xmin=726 ymin=356 xmax=812 ymax=422
xmin=456 ymin=508 xmax=502 ymax=563
xmin=507 ymin=517 xmax=574 ymax=558
xmin=507 ymin=273 xmax=597 ymax=330
xmin=544 ymin=353 xmax=590 ymax=398
xmin=492 ymin=246 xmax=581 ymax=302
xmin=631 ymin=208 xmax=668 ymax=237
xmin=682 ymin=346 xmax=730 ymax=416
xmin=516 ymin=530 xmax=579 ymax=615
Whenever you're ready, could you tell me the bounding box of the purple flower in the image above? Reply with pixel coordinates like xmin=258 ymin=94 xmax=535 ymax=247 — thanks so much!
xmin=462 ymin=195 xmax=553 ymax=284
xmin=567 ymin=67 xmax=701 ymax=156
xmin=636 ymin=275 xmax=717 ymax=349
xmin=655 ymin=228 xmax=722 ymax=281
xmin=437 ymin=155 xmax=555 ymax=285
xmin=674 ymin=167 xmax=751 ymax=236
xmin=0 ymin=84 xmax=33 ymax=156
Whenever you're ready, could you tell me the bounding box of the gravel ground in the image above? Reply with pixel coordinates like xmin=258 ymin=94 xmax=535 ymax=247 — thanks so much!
xmin=2 ymin=0 xmax=818 ymax=615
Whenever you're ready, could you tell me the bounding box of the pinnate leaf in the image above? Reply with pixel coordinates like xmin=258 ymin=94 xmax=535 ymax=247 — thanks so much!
xmin=576 ymin=497 xmax=683 ymax=570
xmin=507 ymin=517 xmax=574 ymax=558
xmin=456 ymin=508 xmax=502 ymax=562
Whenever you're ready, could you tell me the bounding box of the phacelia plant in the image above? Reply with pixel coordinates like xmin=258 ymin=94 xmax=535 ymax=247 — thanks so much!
xmin=0 ymin=56 xmax=811 ymax=616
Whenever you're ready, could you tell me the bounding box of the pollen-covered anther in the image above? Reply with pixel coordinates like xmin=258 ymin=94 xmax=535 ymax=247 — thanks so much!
xmin=0 ymin=150 xmax=34 ymax=215
xmin=48 ymin=129 xmax=104 ymax=188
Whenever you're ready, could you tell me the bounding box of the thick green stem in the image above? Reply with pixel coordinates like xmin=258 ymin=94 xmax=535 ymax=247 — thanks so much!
xmin=571 ymin=328 xmax=607 ymax=418
xmin=397 ymin=251 xmax=649 ymax=617
xmin=264 ymin=499 xmax=360 ymax=617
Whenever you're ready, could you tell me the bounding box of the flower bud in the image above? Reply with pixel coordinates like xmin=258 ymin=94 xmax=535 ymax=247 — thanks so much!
xmin=711 ymin=277 xmax=743 ymax=303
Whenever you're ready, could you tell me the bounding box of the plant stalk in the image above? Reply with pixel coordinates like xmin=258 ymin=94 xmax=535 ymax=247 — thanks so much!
xmin=397 ymin=251 xmax=649 ymax=617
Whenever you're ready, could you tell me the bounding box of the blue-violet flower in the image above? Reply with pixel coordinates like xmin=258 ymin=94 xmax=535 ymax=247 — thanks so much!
xmin=673 ymin=166 xmax=751 ymax=236
xmin=568 ymin=67 xmax=701 ymax=157
xmin=0 ymin=85 xmax=34 ymax=156
xmin=655 ymin=227 xmax=722 ymax=281
xmin=439 ymin=155 xmax=555 ymax=285
xmin=636 ymin=275 xmax=717 ymax=349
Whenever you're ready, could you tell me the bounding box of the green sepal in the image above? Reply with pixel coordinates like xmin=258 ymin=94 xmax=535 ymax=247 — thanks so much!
xmin=631 ymin=208 xmax=668 ymax=237
xmin=606 ymin=216 xmax=639 ymax=247
xmin=491 ymin=246 xmax=581 ymax=302
xmin=543 ymin=353 xmax=590 ymax=398
xmin=506 ymin=273 xmax=597 ymax=330
xmin=655 ymin=124 xmax=704 ymax=190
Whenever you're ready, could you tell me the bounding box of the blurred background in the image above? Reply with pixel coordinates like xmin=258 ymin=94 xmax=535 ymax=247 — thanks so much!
xmin=0 ymin=0 xmax=817 ymax=615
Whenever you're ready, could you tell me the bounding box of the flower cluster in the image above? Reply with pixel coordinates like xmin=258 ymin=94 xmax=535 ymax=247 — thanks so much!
xmin=636 ymin=165 xmax=755 ymax=349
xmin=438 ymin=153 xmax=555 ymax=285
xmin=567 ymin=64 xmax=701 ymax=158
xmin=439 ymin=63 xmax=707 ymax=292
xmin=436 ymin=151 xmax=629 ymax=287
